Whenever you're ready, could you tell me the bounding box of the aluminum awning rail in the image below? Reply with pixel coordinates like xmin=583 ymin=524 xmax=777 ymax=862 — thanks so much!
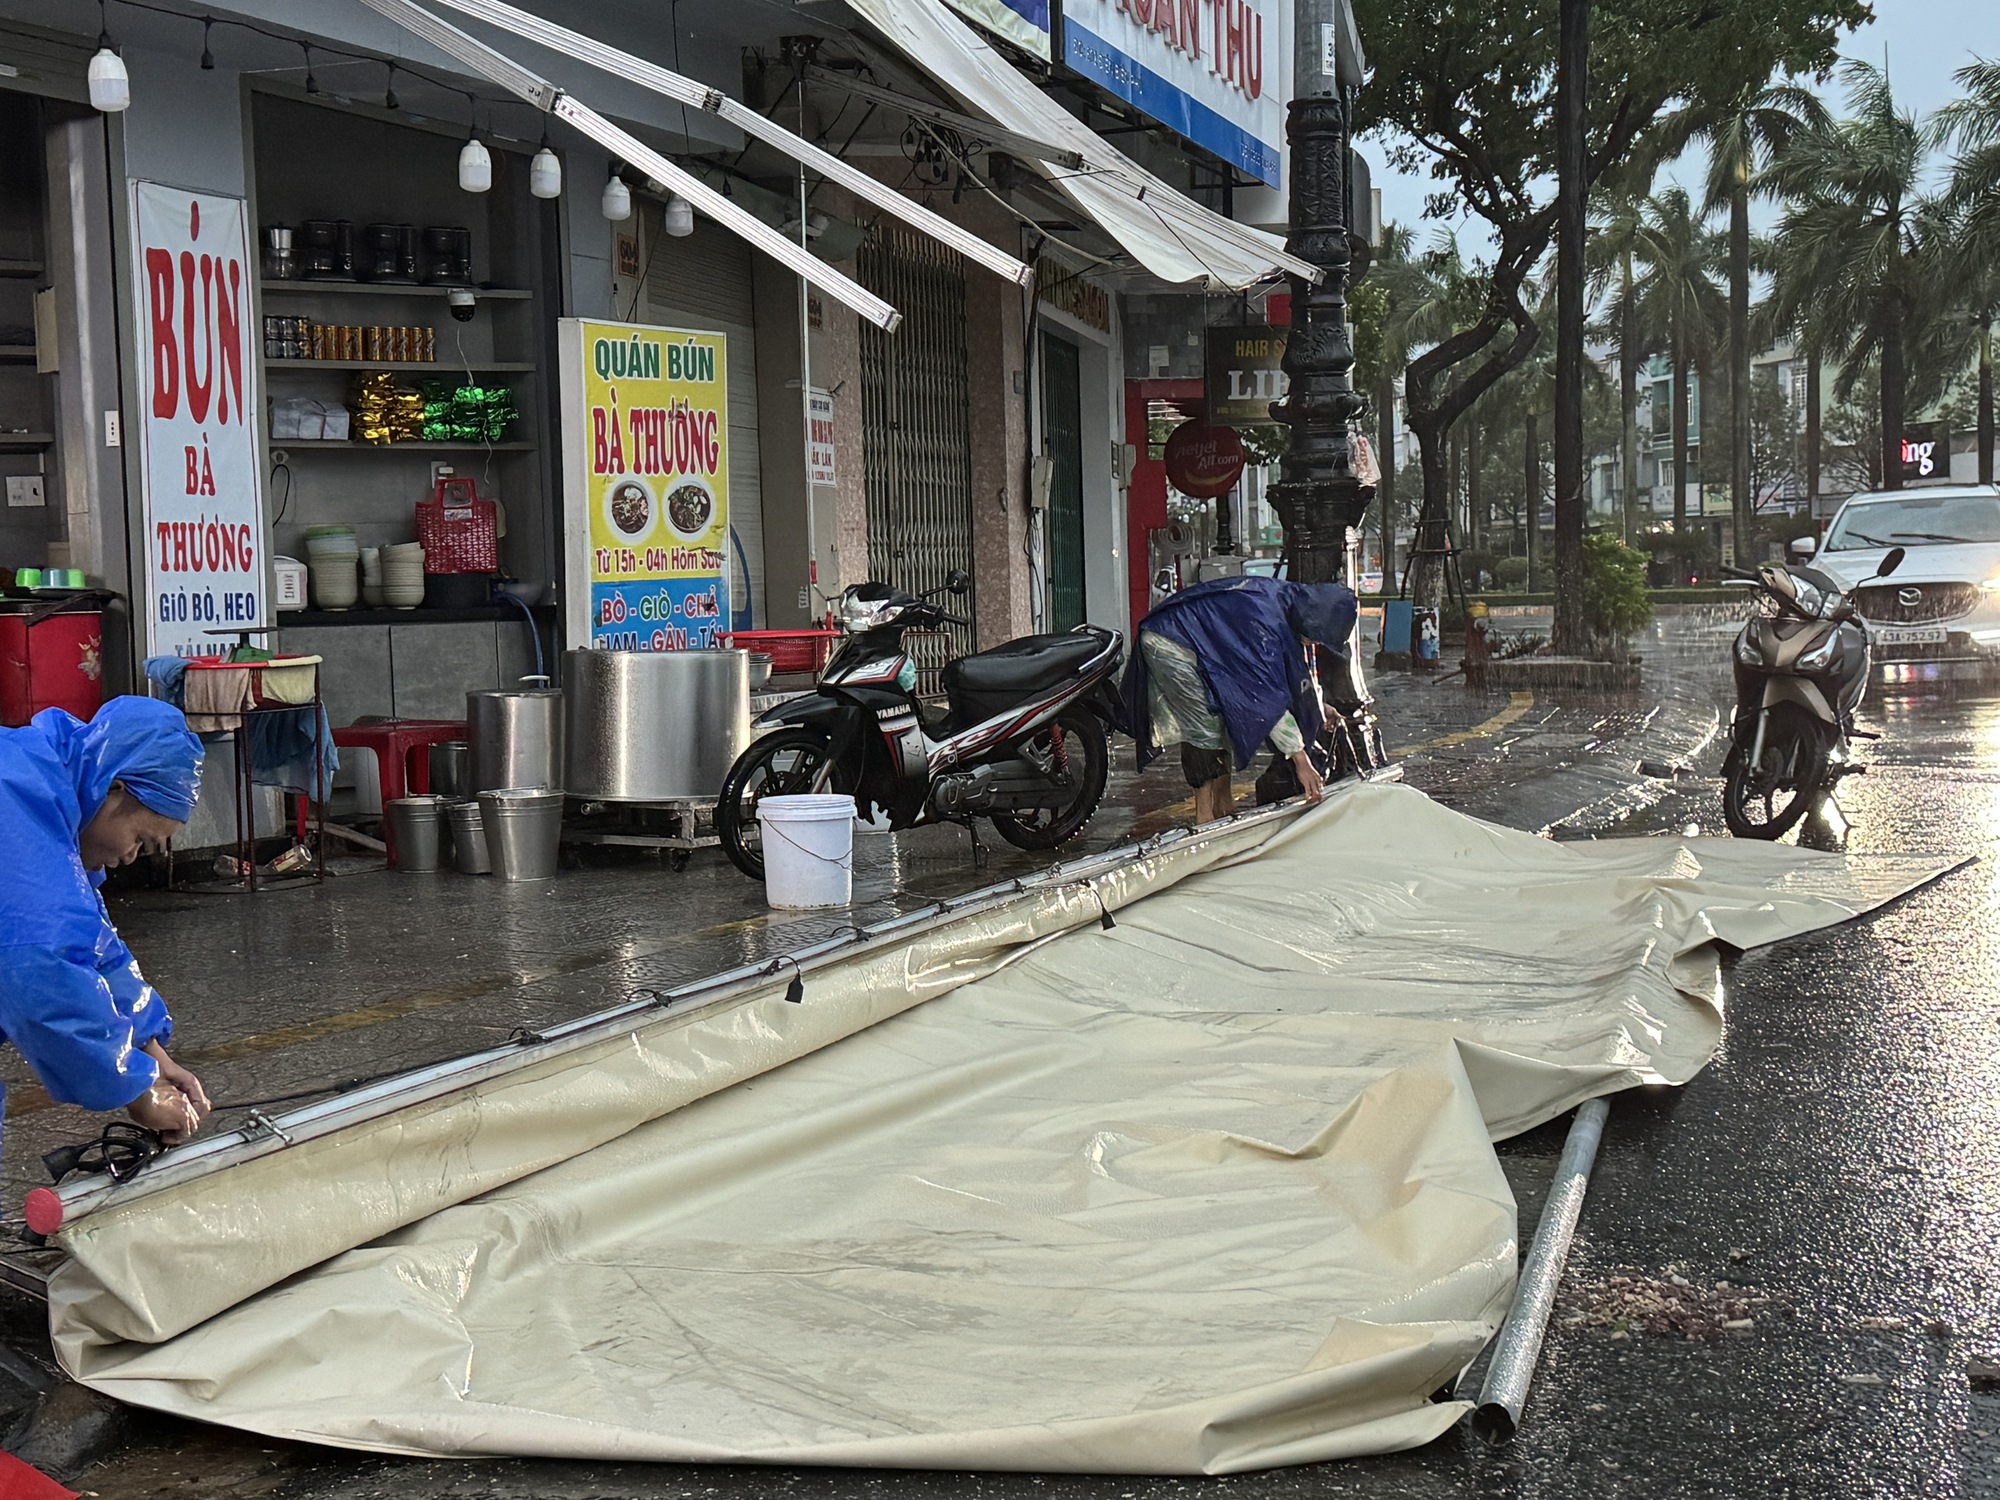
xmin=838 ymin=0 xmax=1318 ymax=290
xmin=420 ymin=0 xmax=1032 ymax=289
xmin=354 ymin=0 xmax=904 ymax=330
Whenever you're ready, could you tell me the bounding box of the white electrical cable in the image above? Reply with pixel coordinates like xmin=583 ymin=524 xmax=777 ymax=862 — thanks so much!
xmin=423 ymin=0 xmax=1032 ymax=288
xmin=353 ymin=0 xmax=901 ymax=331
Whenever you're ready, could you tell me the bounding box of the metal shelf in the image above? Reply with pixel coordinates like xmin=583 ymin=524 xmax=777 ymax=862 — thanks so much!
xmin=270 ymin=438 xmax=533 ymax=451
xmin=0 ymin=260 xmax=44 ymax=278
xmin=0 ymin=431 xmax=53 ymax=448
xmin=0 ymin=349 xmax=40 ymax=364
xmin=260 ymin=280 xmax=533 ymax=300
xmin=263 ymin=359 xmax=536 ymax=373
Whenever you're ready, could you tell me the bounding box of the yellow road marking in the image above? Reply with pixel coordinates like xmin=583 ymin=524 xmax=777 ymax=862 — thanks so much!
xmin=1389 ymin=691 xmax=1535 ymax=756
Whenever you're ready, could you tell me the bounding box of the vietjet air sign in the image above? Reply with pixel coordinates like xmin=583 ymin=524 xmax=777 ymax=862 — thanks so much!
xmin=1060 ymin=0 xmax=1286 ymax=186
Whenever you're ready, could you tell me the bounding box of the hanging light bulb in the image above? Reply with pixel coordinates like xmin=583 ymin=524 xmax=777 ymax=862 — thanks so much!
xmin=663 ymin=193 xmax=695 ymax=237
xmin=529 ymin=128 xmax=561 ymax=200
xmin=198 ymin=16 xmax=214 ymax=71
xmin=458 ymin=96 xmax=491 ymax=194
xmin=87 ymin=2 xmax=129 ymax=113
xmin=600 ymin=167 xmax=632 ymax=222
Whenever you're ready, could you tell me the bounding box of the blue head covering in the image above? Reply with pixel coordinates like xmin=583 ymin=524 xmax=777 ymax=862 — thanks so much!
xmin=1280 ymin=582 xmax=1359 ymax=652
xmin=58 ymin=697 xmax=205 ymax=824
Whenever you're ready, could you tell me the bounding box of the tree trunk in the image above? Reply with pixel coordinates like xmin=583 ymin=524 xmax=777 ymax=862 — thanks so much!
xmin=1621 ymin=249 xmax=1639 ymax=543
xmin=1880 ymin=299 xmax=1905 ymax=492
xmin=1672 ymin=327 xmax=1690 ymax=530
xmin=1377 ymin=371 xmax=1398 ymax=580
xmin=1525 ymin=412 xmax=1539 ymax=592
xmin=1408 ymin=420 xmax=1450 ymax=615
xmin=1448 ymin=429 xmax=1462 ymax=547
xmin=1806 ymin=351 xmax=1821 ymax=505
xmin=1729 ymin=183 xmax=1752 ymax=546
xmin=1979 ymin=317 xmax=1993 ymax=487
xmin=1467 ymin=419 xmax=1483 ymax=551
xmin=1551 ymin=0 xmax=1589 ymax=653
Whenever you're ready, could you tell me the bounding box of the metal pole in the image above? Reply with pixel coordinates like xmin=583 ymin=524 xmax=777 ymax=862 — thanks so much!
xmin=1472 ymin=1095 xmax=1611 ymax=1445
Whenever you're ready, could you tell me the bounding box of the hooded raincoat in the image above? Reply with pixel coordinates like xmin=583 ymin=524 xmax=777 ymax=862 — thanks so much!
xmin=1120 ymin=576 xmax=1358 ymax=771
xmin=0 ymin=698 xmax=203 ymax=1119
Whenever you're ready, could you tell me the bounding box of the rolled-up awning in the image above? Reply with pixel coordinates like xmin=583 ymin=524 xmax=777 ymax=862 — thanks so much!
xmin=839 ymin=0 xmax=1317 ymax=289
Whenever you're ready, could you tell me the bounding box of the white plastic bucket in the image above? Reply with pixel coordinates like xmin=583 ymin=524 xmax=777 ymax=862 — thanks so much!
xmin=759 ymin=794 xmax=855 ymax=909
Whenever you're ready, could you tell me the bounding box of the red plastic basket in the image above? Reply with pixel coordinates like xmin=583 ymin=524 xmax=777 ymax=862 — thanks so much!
xmin=725 ymin=628 xmax=841 ymax=675
xmin=415 ymin=496 xmax=499 ymax=574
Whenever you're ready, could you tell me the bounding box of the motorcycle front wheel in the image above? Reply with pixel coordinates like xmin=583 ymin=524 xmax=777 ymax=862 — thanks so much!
xmin=1722 ymin=702 xmax=1828 ymax=840
xmin=989 ymin=708 xmax=1109 ymax=852
xmin=714 ymin=727 xmax=850 ymax=881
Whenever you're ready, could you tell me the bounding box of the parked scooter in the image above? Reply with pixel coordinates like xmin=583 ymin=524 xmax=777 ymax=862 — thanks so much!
xmin=1720 ymin=546 xmax=1905 ymax=839
xmin=716 ymin=573 xmax=1125 ymax=880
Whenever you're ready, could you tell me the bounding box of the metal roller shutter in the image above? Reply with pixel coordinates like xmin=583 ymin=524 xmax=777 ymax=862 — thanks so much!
xmin=640 ymin=208 xmax=766 ymax=628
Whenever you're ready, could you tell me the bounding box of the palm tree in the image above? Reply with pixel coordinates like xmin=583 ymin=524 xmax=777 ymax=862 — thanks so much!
xmin=1937 ymin=57 xmax=2000 ymax=484
xmin=1762 ymin=62 xmax=1945 ymax=492
xmin=1658 ymin=83 xmax=1831 ymax=540
xmin=1630 ymin=186 xmax=1726 ymax=527
xmin=1588 ymin=189 xmax=1652 ymax=541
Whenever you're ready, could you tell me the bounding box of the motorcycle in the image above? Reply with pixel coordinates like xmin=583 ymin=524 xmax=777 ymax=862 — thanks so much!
xmin=1720 ymin=546 xmax=1905 ymax=839
xmin=716 ymin=572 xmax=1125 ymax=880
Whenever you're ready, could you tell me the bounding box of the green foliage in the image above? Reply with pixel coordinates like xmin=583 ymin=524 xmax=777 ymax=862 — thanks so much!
xmin=1582 ymin=534 xmax=1655 ymax=641
xmin=1493 ymin=556 xmax=1531 ymax=590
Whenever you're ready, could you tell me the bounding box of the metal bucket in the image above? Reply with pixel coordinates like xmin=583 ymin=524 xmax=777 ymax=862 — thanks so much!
xmin=448 ymin=800 xmax=491 ymax=875
xmin=428 ymin=739 xmax=471 ymax=800
xmin=478 ymin=787 xmax=564 ymax=881
xmin=468 ymin=677 xmax=563 ymax=794
xmin=564 ymin=648 xmax=750 ymax=802
xmin=386 ymin=795 xmax=450 ymax=871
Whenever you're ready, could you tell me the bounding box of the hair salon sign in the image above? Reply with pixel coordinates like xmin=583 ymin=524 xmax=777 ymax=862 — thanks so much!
xmin=130 ymin=182 xmax=266 ymax=659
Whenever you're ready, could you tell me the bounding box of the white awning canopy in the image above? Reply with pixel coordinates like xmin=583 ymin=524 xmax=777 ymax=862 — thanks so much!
xmin=839 ymin=0 xmax=1318 ymax=290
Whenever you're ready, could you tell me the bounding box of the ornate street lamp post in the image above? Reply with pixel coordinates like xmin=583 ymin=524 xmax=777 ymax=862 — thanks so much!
xmin=1268 ymin=0 xmax=1382 ymax=765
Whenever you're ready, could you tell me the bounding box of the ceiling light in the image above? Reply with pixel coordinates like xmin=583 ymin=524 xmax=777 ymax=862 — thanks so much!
xmin=529 ymin=130 xmax=561 ymax=199
xmin=600 ymin=168 xmax=631 ymax=222
xmin=87 ymin=3 xmax=128 ymax=113
xmin=663 ymin=193 xmax=694 ymax=237
xmin=458 ymin=134 xmax=492 ymax=193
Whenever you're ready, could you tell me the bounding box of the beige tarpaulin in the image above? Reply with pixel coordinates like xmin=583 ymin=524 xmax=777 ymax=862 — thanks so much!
xmin=47 ymin=785 xmax=1949 ymax=1470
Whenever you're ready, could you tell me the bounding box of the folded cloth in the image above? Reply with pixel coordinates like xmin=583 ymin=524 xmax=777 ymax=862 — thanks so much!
xmin=181 ymin=667 xmax=255 ymax=734
xmin=140 ymin=656 xmax=338 ymax=798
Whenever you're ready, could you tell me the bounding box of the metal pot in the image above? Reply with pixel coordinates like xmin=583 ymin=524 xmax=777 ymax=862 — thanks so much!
xmin=564 ymin=648 xmax=750 ymax=802
xmin=468 ymin=676 xmax=563 ymax=793
xmin=428 ymin=739 xmax=471 ymax=800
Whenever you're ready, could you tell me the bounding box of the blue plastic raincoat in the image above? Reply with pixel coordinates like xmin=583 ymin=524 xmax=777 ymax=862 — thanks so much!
xmin=1120 ymin=576 xmax=1358 ymax=770
xmin=0 ymin=698 xmax=203 ymax=1117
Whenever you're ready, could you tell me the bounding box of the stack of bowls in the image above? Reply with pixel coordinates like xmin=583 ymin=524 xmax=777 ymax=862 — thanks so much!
xmin=382 ymin=542 xmax=426 ymax=609
xmin=359 ymin=547 xmax=385 ymax=608
xmin=304 ymin=526 xmax=359 ymax=609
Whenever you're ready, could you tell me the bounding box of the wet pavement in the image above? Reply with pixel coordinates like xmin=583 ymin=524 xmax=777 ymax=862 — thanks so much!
xmin=17 ymin=608 xmax=2000 ymax=1496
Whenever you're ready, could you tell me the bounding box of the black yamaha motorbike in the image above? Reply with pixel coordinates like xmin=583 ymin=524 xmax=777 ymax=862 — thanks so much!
xmin=716 ymin=573 xmax=1125 ymax=880
xmin=1720 ymin=546 xmax=1905 ymax=839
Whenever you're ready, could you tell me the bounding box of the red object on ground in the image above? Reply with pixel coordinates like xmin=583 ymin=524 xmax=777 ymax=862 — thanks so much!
xmin=0 ymin=1450 xmax=77 ymax=1500
xmin=724 ymin=629 xmax=841 ymax=677
xmin=330 ymin=718 xmax=468 ymax=863
xmin=1162 ymin=422 xmax=1246 ymax=500
xmin=0 ymin=608 xmax=105 ymax=727
xmin=21 ymin=1188 xmax=62 ymax=1238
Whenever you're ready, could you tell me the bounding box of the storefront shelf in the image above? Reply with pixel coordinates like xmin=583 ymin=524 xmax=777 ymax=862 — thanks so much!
xmin=0 ymin=431 xmax=52 ymax=448
xmin=277 ymin=601 xmax=555 ymax=627
xmin=264 ymin=359 xmax=537 ymax=373
xmin=0 ymin=348 xmax=39 ymax=363
xmin=269 ymin=439 xmax=536 ymax=451
xmin=260 ymin=281 xmax=534 ymax=300
xmin=0 ymin=259 xmax=42 ymax=278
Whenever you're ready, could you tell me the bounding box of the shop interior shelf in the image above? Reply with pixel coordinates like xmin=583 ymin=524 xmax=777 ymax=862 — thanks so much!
xmin=263 ymin=359 xmax=537 ymax=373
xmin=260 ymin=281 xmax=534 ymax=300
xmin=268 ymin=438 xmax=535 ymax=451
xmin=0 ymin=259 xmax=42 ymax=278
xmin=0 ymin=348 xmax=40 ymax=364
xmin=0 ymin=431 xmax=53 ymax=448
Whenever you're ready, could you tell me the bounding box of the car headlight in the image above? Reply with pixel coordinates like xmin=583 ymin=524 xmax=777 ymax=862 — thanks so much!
xmin=1982 ymin=576 xmax=2000 ymax=594
xmin=1735 ymin=634 xmax=1764 ymax=667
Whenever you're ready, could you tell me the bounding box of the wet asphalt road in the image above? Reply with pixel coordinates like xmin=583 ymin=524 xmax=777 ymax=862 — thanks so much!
xmin=28 ymin=611 xmax=2000 ymax=1497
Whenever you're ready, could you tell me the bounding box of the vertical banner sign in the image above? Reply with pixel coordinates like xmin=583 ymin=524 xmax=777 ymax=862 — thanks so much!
xmin=808 ymin=388 xmax=838 ymax=487
xmin=131 ymin=182 xmax=264 ymax=658
xmin=559 ymin=319 xmax=730 ymax=650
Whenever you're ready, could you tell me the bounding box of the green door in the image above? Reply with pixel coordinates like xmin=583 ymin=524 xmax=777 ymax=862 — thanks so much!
xmin=1040 ymin=334 xmax=1086 ymax=631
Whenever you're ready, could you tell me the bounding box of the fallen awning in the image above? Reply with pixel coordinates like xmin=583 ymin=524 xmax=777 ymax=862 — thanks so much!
xmin=837 ymin=0 xmax=1316 ymax=289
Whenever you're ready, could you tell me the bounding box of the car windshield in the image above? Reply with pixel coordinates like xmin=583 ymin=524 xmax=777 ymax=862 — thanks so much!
xmin=1825 ymin=494 xmax=2000 ymax=550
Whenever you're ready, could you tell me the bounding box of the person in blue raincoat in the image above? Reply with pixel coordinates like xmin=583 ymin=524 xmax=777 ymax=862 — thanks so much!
xmin=0 ymin=697 xmax=213 ymax=1145
xmin=1120 ymin=575 xmax=1358 ymax=826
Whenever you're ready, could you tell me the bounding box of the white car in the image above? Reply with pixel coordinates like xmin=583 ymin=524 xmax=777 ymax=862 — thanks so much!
xmin=1808 ymin=484 xmax=2000 ymax=683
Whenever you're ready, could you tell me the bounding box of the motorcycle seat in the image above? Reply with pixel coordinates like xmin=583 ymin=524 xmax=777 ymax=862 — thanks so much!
xmin=945 ymin=633 xmax=1102 ymax=700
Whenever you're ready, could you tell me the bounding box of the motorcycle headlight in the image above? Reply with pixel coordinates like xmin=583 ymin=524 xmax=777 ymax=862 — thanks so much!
xmin=1790 ymin=579 xmax=1829 ymax=618
xmin=1797 ymin=633 xmax=1839 ymax=672
xmin=1735 ymin=633 xmax=1764 ymax=667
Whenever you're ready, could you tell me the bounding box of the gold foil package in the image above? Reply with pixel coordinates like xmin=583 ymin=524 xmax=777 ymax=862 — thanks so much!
xmin=349 ymin=372 xmax=427 ymax=444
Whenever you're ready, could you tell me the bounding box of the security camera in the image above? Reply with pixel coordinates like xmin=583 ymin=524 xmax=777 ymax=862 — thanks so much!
xmin=447 ymin=287 xmax=476 ymax=323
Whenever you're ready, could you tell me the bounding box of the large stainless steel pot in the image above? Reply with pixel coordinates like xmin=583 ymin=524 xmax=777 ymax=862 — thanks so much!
xmin=564 ymin=648 xmax=750 ymax=802
xmin=468 ymin=676 xmax=564 ymax=793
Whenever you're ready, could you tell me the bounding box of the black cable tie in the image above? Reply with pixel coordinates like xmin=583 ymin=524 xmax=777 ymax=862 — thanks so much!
xmin=763 ymin=955 xmax=805 ymax=1003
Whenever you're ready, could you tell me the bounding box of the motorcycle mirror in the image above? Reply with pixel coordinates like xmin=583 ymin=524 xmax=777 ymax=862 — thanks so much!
xmin=1875 ymin=546 xmax=1906 ymax=580
xmin=945 ymin=569 xmax=970 ymax=595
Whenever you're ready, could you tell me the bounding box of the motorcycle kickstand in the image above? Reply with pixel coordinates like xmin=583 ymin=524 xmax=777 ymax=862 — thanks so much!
xmin=960 ymin=818 xmax=990 ymax=869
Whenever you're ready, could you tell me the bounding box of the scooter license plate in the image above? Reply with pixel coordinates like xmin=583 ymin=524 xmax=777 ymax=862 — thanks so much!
xmin=1876 ymin=625 xmax=1948 ymax=645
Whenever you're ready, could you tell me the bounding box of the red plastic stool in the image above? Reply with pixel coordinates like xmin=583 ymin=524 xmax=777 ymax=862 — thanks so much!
xmin=331 ymin=718 xmax=468 ymax=862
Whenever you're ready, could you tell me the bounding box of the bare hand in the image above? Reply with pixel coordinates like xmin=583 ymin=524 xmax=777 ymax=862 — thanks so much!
xmin=133 ymin=1041 xmax=211 ymax=1144
xmin=1292 ymin=750 xmax=1326 ymax=803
